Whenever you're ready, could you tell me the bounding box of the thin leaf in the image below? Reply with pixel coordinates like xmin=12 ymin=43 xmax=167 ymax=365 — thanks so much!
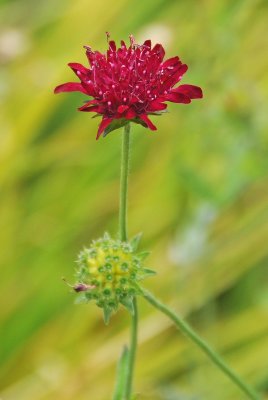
xmin=148 ymin=109 xmax=168 ymax=116
xmin=138 ymin=251 xmax=151 ymax=260
xmin=112 ymin=346 xmax=129 ymax=400
xmin=130 ymin=232 xmax=143 ymax=251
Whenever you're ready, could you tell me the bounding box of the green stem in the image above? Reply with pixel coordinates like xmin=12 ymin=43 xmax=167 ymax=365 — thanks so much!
xmin=124 ymin=298 xmax=138 ymax=400
xmin=119 ymin=123 xmax=130 ymax=242
xmin=143 ymin=289 xmax=260 ymax=400
xmin=118 ymin=123 xmax=138 ymax=400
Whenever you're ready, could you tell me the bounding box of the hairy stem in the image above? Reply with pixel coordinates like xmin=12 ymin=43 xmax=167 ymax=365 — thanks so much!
xmin=118 ymin=124 xmax=138 ymax=400
xmin=119 ymin=123 xmax=130 ymax=242
xmin=143 ymin=289 xmax=260 ymax=400
xmin=124 ymin=298 xmax=138 ymax=400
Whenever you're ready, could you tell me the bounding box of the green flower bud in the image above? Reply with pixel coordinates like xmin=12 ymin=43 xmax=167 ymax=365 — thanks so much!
xmin=73 ymin=233 xmax=155 ymax=324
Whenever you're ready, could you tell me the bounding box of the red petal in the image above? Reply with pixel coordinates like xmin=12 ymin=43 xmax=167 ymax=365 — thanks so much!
xmin=152 ymin=43 xmax=165 ymax=61
xmin=148 ymin=100 xmax=167 ymax=112
xmin=161 ymin=56 xmax=180 ymax=69
xmin=170 ymin=64 xmax=188 ymax=86
xmin=81 ymin=81 xmax=95 ymax=96
xmin=109 ymin=40 xmax=116 ymax=51
xmin=117 ymin=105 xmax=129 ymax=114
xmin=78 ymin=100 xmax=99 ymax=112
xmin=121 ymin=40 xmax=127 ymax=49
xmin=125 ymin=108 xmax=136 ymax=119
xmin=54 ymin=82 xmax=87 ymax=94
xmin=68 ymin=62 xmax=89 ymax=77
xmin=143 ymin=40 xmax=151 ymax=48
xmin=162 ymin=64 xmax=188 ymax=89
xmin=139 ymin=114 xmax=157 ymax=131
xmin=165 ymin=92 xmax=191 ymax=104
xmin=177 ymin=64 xmax=188 ymax=76
xmin=79 ymin=105 xmax=100 ymax=113
xmin=84 ymin=47 xmax=95 ymax=65
xmin=96 ymin=118 xmax=113 ymax=139
xmin=174 ymin=84 xmax=203 ymax=99
xmin=80 ymin=99 xmax=98 ymax=107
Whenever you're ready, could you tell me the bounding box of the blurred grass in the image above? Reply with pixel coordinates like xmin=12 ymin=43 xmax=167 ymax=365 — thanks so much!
xmin=0 ymin=0 xmax=268 ymax=399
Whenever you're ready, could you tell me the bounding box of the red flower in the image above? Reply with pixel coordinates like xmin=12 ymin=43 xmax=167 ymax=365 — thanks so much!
xmin=54 ymin=34 xmax=203 ymax=139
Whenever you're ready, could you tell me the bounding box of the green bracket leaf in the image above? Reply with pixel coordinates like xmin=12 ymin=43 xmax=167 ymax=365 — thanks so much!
xmin=74 ymin=294 xmax=88 ymax=305
xmin=103 ymin=231 xmax=111 ymax=240
xmin=103 ymin=306 xmax=113 ymax=325
xmin=130 ymin=232 xmax=143 ymax=251
xmin=141 ymin=268 xmax=156 ymax=278
xmin=102 ymin=116 xmax=153 ymax=138
xmin=103 ymin=118 xmax=129 ymax=137
xmin=120 ymin=296 xmax=134 ymax=315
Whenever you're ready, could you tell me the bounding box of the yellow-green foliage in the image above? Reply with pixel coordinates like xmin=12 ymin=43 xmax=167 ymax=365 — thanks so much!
xmin=0 ymin=0 xmax=268 ymax=399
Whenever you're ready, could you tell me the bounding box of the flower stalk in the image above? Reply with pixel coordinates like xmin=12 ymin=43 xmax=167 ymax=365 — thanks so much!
xmin=124 ymin=297 xmax=138 ymax=400
xmin=119 ymin=123 xmax=130 ymax=243
xmin=142 ymin=289 xmax=260 ymax=400
xmin=118 ymin=123 xmax=138 ymax=400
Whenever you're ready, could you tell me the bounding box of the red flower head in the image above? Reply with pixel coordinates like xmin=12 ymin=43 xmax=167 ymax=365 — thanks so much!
xmin=54 ymin=34 xmax=203 ymax=139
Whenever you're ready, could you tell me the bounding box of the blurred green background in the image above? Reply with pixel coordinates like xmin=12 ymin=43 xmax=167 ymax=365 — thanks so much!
xmin=1 ymin=0 xmax=268 ymax=399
